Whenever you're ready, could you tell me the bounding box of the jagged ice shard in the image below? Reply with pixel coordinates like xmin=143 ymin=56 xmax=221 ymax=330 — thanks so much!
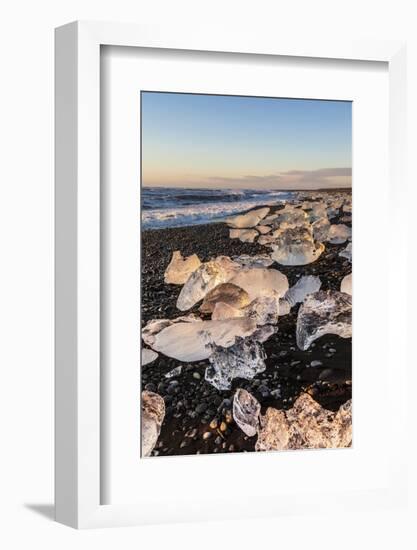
xmin=164 ymin=250 xmax=201 ymax=285
xmin=141 ymin=391 xmax=165 ymax=457
xmin=296 ymin=290 xmax=352 ymax=350
xmin=205 ymin=336 xmax=266 ymax=390
xmin=255 ymin=394 xmax=352 ymax=451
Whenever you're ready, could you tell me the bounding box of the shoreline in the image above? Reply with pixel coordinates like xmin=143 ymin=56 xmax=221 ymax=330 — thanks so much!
xmin=142 ymin=188 xmax=352 ymax=232
xmin=141 ymin=199 xmax=352 ymax=456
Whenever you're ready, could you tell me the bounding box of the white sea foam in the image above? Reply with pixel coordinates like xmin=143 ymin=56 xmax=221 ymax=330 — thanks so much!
xmin=142 ymin=189 xmax=297 ymax=230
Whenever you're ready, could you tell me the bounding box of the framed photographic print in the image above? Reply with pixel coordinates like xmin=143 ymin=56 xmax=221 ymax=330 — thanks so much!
xmin=55 ymin=21 xmax=407 ymax=528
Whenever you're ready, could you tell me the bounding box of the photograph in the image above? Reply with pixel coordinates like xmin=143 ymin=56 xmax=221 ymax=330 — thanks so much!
xmin=140 ymin=91 xmax=352 ymax=458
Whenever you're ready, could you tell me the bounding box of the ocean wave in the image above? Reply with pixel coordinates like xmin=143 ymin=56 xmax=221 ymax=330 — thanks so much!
xmin=142 ymin=194 xmax=296 ymax=230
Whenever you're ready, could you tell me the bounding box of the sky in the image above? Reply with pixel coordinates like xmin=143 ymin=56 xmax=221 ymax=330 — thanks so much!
xmin=141 ymin=92 xmax=352 ymax=190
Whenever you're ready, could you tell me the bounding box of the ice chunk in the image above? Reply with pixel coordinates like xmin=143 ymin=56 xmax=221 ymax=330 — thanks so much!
xmin=199 ymin=283 xmax=250 ymax=314
xmin=152 ymin=317 xmax=257 ymax=362
xmin=284 ymin=275 xmax=322 ymax=307
xmin=229 ymin=228 xmax=258 ymax=242
xmin=238 ymin=229 xmax=258 ymax=243
xmin=229 ymin=267 xmax=289 ymax=302
xmin=142 ymin=314 xmax=201 ymax=347
xmin=212 ymin=293 xmax=283 ymax=326
xmin=141 ymin=391 xmax=165 ymax=457
xmin=343 ymin=201 xmax=352 ymax=213
xmin=296 ymin=290 xmax=352 ymax=350
xmin=339 ymin=242 xmax=352 ymax=262
xmin=229 ymin=229 xmax=241 ymax=239
xmin=232 ymin=254 xmax=274 ymax=268
xmin=205 ymin=336 xmax=266 ymax=390
xmin=243 ymin=293 xmax=281 ymax=325
xmin=278 ymin=298 xmax=291 ymax=316
xmin=255 ymin=394 xmax=352 ymax=451
xmin=164 ymin=366 xmax=182 ymax=378
xmin=164 ymin=250 xmax=201 ymax=285
xmin=340 ymin=273 xmax=352 ymax=295
xmin=176 ymin=256 xmax=239 ymax=311
xmin=312 ymin=217 xmax=330 ymax=242
xmin=270 ymin=226 xmax=325 ymax=266
xmin=272 ymin=205 xmax=308 ymax=227
xmin=256 ymin=225 xmax=272 ymax=234
xmin=225 ymin=207 xmax=270 ymax=228
xmin=326 ymin=224 xmax=352 ymax=244
xmin=258 ymin=234 xmax=278 ymax=246
xmin=142 ymin=348 xmax=158 ymax=366
xmin=259 ymin=213 xmax=278 ymax=225
xmin=251 ymin=324 xmax=276 ymax=343
xmin=302 ymin=202 xmax=328 ymax=223
xmin=233 ymin=388 xmax=261 ymax=437
xmin=326 ymin=207 xmax=339 ymax=219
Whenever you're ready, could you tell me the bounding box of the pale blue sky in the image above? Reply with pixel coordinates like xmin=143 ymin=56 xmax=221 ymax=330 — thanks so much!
xmin=141 ymin=92 xmax=352 ymax=189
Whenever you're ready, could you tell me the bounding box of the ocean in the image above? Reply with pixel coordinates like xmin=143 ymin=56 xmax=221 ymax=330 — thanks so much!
xmin=142 ymin=187 xmax=297 ymax=230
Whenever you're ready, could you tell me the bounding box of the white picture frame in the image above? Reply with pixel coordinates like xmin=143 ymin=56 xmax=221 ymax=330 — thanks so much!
xmin=55 ymin=21 xmax=407 ymax=529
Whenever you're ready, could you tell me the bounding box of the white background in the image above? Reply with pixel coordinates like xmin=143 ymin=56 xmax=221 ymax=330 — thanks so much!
xmin=0 ymin=1 xmax=416 ymax=548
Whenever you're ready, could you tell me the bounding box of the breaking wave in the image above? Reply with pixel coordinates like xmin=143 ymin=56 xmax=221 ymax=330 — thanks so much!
xmin=142 ymin=187 xmax=296 ymax=229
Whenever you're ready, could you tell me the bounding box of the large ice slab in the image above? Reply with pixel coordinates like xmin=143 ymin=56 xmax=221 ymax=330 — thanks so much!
xmin=176 ymin=256 xmax=239 ymax=311
xmin=152 ymin=317 xmax=257 ymax=362
xmin=142 ymin=314 xmax=202 ymax=347
xmin=296 ymin=290 xmax=352 ymax=350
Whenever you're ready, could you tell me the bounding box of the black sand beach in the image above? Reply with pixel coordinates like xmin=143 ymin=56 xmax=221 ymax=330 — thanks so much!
xmin=141 ymin=201 xmax=352 ymax=456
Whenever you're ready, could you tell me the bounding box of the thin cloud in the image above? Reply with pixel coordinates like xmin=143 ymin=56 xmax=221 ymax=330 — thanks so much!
xmin=202 ymin=167 xmax=352 ymax=189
